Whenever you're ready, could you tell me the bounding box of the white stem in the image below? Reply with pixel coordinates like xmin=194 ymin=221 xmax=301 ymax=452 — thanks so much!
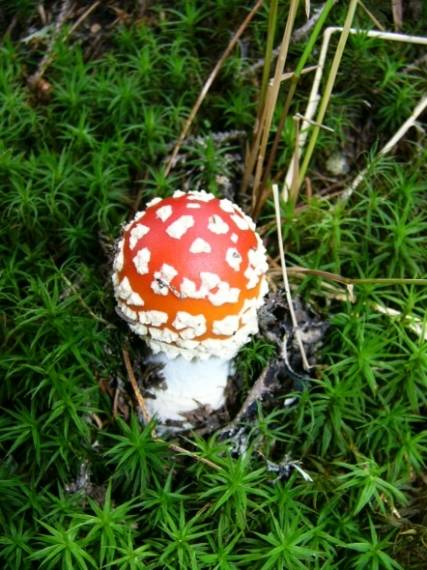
xmin=145 ymin=353 xmax=231 ymax=424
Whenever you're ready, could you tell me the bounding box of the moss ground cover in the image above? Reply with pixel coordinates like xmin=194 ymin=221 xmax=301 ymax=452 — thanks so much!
xmin=1 ymin=1 xmax=427 ymax=568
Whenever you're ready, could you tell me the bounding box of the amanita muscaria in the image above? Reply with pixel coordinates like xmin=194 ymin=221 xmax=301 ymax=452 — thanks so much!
xmin=112 ymin=190 xmax=268 ymax=426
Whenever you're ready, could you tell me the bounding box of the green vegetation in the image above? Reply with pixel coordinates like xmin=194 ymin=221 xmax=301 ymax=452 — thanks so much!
xmin=1 ymin=1 xmax=427 ymax=568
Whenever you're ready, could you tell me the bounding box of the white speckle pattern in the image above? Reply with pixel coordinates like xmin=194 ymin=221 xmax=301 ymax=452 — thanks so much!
xmin=115 ymin=190 xmax=269 ymax=361
xmin=244 ymin=244 xmax=269 ymax=289
xmin=200 ymin=272 xmax=220 ymax=291
xmin=212 ymin=315 xmax=240 ymax=336
xmin=151 ymin=279 xmax=168 ymax=296
xmin=208 ymin=282 xmax=240 ymax=306
xmin=225 ymin=248 xmax=242 ymax=271
xmin=207 ymin=215 xmax=229 ymax=235
xmin=120 ymin=304 xmax=137 ymax=321
xmin=146 ymin=197 xmax=162 ymax=207
xmin=231 ymin=214 xmax=249 ymax=230
xmin=128 ymin=292 xmax=144 ymax=306
xmin=172 ymin=312 xmax=207 ymax=339
xmin=173 ymin=190 xmax=186 ymax=198
xmin=116 ymin=276 xmax=133 ymax=300
xmin=190 ymin=238 xmax=212 ymax=254
xmin=179 ymin=272 xmax=239 ymax=303
xmin=133 ymin=247 xmax=151 ymax=275
xmin=243 ymin=214 xmax=256 ymax=231
xmin=156 ymin=205 xmax=173 ymax=222
xmin=149 ymin=327 xmax=179 ymax=343
xmin=151 ymin=264 xmax=178 ymax=297
xmin=240 ymin=298 xmax=258 ymax=324
xmin=156 ymin=263 xmax=178 ymax=282
xmin=139 ymin=310 xmax=169 ymax=326
xmin=180 ymin=278 xmax=201 ymax=299
xmin=188 ymin=190 xmax=215 ymax=202
xmin=113 ymin=239 xmax=125 ymax=272
xmin=244 ymin=266 xmax=259 ymax=289
xmin=129 ymin=224 xmax=150 ymax=249
xmin=129 ymin=323 xmax=148 ymax=336
xmin=219 ymin=199 xmax=235 ymax=213
xmin=166 ymin=215 xmax=195 ymax=239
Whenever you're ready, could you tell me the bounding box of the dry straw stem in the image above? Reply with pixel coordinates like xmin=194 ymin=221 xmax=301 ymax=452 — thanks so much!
xmin=371 ymin=303 xmax=427 ymax=341
xmin=122 ymin=348 xmax=222 ymax=471
xmin=294 ymin=0 xmax=359 ymax=196
xmin=283 ymin=26 xmax=427 ymax=199
xmin=269 ymin=266 xmax=427 ymax=341
xmin=250 ymin=0 xmax=300 ymax=210
xmin=272 ymin=184 xmax=310 ymax=370
xmin=241 ymin=0 xmax=279 ymax=198
xmin=27 ymin=0 xmax=101 ymax=87
xmin=340 ymin=93 xmax=427 ymax=202
xmin=164 ymin=0 xmax=263 ymax=176
xmin=245 ymin=3 xmax=326 ymax=76
xmin=122 ymin=347 xmax=152 ymax=425
xmin=251 ymin=0 xmax=336 ymax=217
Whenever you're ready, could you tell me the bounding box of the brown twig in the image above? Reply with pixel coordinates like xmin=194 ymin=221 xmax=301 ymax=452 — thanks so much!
xmin=272 ymin=184 xmax=310 ymax=370
xmin=28 ymin=0 xmax=101 ymax=88
xmin=269 ymin=265 xmax=427 ymax=287
xmin=67 ymin=1 xmax=101 ymax=37
xmin=164 ymin=0 xmax=263 ymax=176
xmin=244 ymin=3 xmax=326 ymax=76
xmin=28 ymin=0 xmax=72 ymax=87
xmin=122 ymin=347 xmax=152 ymax=425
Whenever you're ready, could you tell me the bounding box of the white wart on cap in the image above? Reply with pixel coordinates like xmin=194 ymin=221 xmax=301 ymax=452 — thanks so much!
xmin=112 ymin=190 xmax=268 ymax=360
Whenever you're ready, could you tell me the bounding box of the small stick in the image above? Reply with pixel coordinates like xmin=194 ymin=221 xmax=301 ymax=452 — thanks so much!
xmin=122 ymin=348 xmax=152 ymax=425
xmin=358 ymin=1 xmax=385 ymax=31
xmin=67 ymin=1 xmax=101 ymax=37
xmin=28 ymin=0 xmax=72 ymax=87
xmin=245 ymin=3 xmax=327 ymax=75
xmin=272 ymin=184 xmax=310 ymax=370
xmin=279 ymin=64 xmax=318 ymax=82
xmin=164 ymin=0 xmax=263 ymax=176
xmin=251 ymin=0 xmax=300 ymax=208
xmin=340 ymin=94 xmax=427 ymax=202
xmin=269 ymin=265 xmax=427 ymax=287
xmin=28 ymin=0 xmax=101 ymax=87
xmin=283 ymin=26 xmax=427 ymax=197
xmin=60 ymin=272 xmax=111 ymax=326
xmin=121 ymin=348 xmax=222 ymax=471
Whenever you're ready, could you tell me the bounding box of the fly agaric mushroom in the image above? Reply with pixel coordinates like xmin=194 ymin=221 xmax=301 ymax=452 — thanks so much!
xmin=112 ymin=190 xmax=268 ymax=426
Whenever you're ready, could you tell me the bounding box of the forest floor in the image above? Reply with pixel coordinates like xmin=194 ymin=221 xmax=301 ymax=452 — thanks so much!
xmin=1 ymin=1 xmax=427 ymax=568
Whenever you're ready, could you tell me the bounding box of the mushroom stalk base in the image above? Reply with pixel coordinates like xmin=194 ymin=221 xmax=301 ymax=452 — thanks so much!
xmin=145 ymin=352 xmax=231 ymax=424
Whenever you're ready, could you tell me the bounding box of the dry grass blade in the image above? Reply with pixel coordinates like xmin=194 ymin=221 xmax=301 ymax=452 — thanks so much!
xmin=122 ymin=347 xmax=152 ymax=425
xmin=249 ymin=0 xmax=300 ymax=209
xmin=252 ymin=0 xmax=336 ymax=217
xmin=27 ymin=0 xmax=72 ymax=88
xmin=272 ymin=184 xmax=310 ymax=370
xmin=340 ymin=94 xmax=427 ymax=202
xmin=283 ymin=26 xmax=427 ymax=199
xmin=164 ymin=0 xmax=263 ymax=176
xmin=295 ymin=0 xmax=359 ymax=193
xmin=391 ymin=0 xmax=403 ymax=31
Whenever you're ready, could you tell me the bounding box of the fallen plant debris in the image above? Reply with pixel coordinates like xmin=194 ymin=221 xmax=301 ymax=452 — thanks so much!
xmin=1 ymin=1 xmax=427 ymax=568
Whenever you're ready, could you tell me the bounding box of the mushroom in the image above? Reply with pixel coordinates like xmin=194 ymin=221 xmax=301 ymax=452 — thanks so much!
xmin=112 ymin=190 xmax=269 ymax=427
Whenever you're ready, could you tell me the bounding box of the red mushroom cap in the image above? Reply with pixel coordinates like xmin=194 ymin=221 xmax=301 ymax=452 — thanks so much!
xmin=112 ymin=190 xmax=268 ymax=360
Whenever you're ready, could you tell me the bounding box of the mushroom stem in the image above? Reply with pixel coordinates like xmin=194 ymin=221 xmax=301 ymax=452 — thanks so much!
xmin=145 ymin=352 xmax=231 ymax=424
